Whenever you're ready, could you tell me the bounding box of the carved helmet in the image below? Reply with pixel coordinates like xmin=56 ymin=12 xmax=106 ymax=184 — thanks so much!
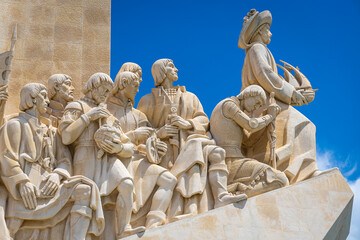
xmin=238 ymin=9 xmax=272 ymax=49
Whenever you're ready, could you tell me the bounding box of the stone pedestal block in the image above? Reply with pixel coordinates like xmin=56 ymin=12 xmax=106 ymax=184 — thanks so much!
xmin=123 ymin=168 xmax=353 ymax=240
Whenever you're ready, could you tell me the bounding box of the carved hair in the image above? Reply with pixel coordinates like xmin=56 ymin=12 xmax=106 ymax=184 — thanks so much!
xmin=19 ymin=83 xmax=47 ymax=111
xmin=48 ymin=74 xmax=71 ymax=99
xmin=82 ymin=72 xmax=113 ymax=94
xmin=111 ymin=71 xmax=139 ymax=96
xmin=151 ymin=59 xmax=173 ymax=87
xmin=119 ymin=62 xmax=142 ymax=75
xmin=237 ymin=85 xmax=266 ymax=105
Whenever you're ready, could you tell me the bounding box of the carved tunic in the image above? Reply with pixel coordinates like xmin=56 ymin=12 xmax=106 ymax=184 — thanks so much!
xmin=59 ymin=99 xmax=131 ymax=196
xmin=107 ymin=96 xmax=168 ymax=212
xmin=0 ymin=112 xmax=104 ymax=235
xmin=138 ymin=86 xmax=217 ymax=200
xmin=242 ymin=43 xmax=295 ymax=104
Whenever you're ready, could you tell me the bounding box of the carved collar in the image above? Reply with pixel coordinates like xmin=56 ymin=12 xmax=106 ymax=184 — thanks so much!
xmin=107 ymin=96 xmax=133 ymax=109
xmin=80 ymin=96 xmax=98 ymax=106
xmin=19 ymin=112 xmax=48 ymax=134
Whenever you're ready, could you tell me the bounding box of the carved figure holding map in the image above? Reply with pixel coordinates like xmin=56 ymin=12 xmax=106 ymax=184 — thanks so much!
xmin=238 ymin=9 xmax=320 ymax=183
xmin=0 ymin=83 xmax=104 ymax=239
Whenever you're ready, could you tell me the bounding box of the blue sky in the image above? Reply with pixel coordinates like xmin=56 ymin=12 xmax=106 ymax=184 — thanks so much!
xmin=111 ymin=0 xmax=360 ymax=238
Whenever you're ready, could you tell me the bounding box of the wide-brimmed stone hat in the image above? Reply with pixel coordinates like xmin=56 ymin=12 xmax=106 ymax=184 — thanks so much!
xmin=238 ymin=9 xmax=272 ymax=49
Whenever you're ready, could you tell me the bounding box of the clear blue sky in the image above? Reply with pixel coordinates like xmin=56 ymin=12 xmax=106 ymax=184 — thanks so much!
xmin=111 ymin=1 xmax=360 ymax=237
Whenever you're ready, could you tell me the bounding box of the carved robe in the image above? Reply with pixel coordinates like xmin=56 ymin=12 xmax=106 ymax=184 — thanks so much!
xmin=107 ymin=96 xmax=168 ymax=213
xmin=0 ymin=112 xmax=104 ymax=238
xmin=59 ymin=99 xmax=132 ymax=197
xmin=138 ymin=86 xmax=216 ymax=214
xmin=241 ymin=43 xmax=318 ymax=184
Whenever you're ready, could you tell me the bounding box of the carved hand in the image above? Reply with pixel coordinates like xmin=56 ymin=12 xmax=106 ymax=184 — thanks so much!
xmin=157 ymin=124 xmax=178 ymax=139
xmin=267 ymin=103 xmax=280 ymax=118
xmin=19 ymin=181 xmax=38 ymax=209
xmin=170 ymin=116 xmax=192 ymax=130
xmin=0 ymin=85 xmax=8 ymax=101
xmin=99 ymin=138 xmax=124 ymax=154
xmin=155 ymin=140 xmax=167 ymax=157
xmin=291 ymin=90 xmax=308 ymax=106
xmin=42 ymin=173 xmax=62 ymax=196
xmin=85 ymin=106 xmax=110 ymax=121
xmin=134 ymin=127 xmax=153 ymax=141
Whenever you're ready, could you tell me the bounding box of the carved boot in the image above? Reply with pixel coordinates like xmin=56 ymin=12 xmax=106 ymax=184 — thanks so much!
xmin=145 ymin=211 xmax=166 ymax=229
xmin=209 ymin=170 xmax=247 ymax=208
xmin=119 ymin=225 xmax=145 ymax=239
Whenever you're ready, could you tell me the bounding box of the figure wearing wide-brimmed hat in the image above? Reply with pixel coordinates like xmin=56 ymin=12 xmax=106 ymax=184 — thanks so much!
xmin=238 ymin=9 xmax=321 ymax=184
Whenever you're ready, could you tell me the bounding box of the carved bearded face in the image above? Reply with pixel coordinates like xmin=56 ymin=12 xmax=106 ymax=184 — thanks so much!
xmin=57 ymin=78 xmax=75 ymax=103
xmin=259 ymin=24 xmax=272 ymax=44
xmin=35 ymin=89 xmax=50 ymax=114
xmin=92 ymin=83 xmax=112 ymax=105
xmin=243 ymin=95 xmax=264 ymax=113
xmin=165 ymin=61 xmax=178 ymax=82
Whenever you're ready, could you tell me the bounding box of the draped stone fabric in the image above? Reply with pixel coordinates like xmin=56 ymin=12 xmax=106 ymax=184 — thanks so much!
xmin=241 ymin=43 xmax=318 ymax=183
xmin=0 ymin=112 xmax=104 ymax=237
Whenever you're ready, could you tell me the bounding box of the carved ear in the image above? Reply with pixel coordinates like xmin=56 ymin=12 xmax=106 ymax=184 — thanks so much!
xmin=54 ymin=83 xmax=60 ymax=91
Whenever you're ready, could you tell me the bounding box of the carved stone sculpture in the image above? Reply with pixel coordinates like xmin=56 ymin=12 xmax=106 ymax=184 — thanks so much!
xmin=46 ymin=74 xmax=75 ymax=127
xmin=107 ymin=66 xmax=177 ymax=229
xmin=138 ymin=59 xmax=246 ymax=222
xmin=0 ymin=83 xmax=104 ymax=240
xmin=238 ymin=9 xmax=320 ymax=184
xmin=0 ymin=25 xmax=16 ymax=127
xmin=210 ymin=85 xmax=289 ymax=197
xmin=59 ymin=73 xmax=145 ymax=239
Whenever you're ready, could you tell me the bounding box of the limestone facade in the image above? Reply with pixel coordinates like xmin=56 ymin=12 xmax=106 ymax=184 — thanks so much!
xmin=0 ymin=0 xmax=111 ymax=115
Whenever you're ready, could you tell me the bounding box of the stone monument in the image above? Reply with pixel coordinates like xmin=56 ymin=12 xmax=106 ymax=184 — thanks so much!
xmin=0 ymin=5 xmax=353 ymax=240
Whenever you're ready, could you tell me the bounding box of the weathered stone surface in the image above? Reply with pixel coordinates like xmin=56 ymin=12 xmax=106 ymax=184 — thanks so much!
xmin=122 ymin=168 xmax=353 ymax=240
xmin=0 ymin=0 xmax=111 ymax=115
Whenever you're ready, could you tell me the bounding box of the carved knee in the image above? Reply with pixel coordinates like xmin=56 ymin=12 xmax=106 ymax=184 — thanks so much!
xmin=158 ymin=171 xmax=177 ymax=189
xmin=72 ymin=184 xmax=91 ymax=201
xmin=208 ymin=147 xmax=228 ymax=173
xmin=117 ymin=178 xmax=133 ymax=195
xmin=209 ymin=147 xmax=226 ymax=164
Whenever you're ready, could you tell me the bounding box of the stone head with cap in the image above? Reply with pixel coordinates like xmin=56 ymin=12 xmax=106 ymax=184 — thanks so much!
xmin=238 ymin=9 xmax=272 ymax=50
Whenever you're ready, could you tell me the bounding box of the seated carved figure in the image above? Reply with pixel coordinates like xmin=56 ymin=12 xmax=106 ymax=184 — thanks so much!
xmin=210 ymin=85 xmax=289 ymax=197
xmin=138 ymin=59 xmax=246 ymax=222
xmin=238 ymin=9 xmax=320 ymax=184
xmin=107 ymin=67 xmax=177 ymax=229
xmin=59 ymin=73 xmax=145 ymax=239
xmin=0 ymin=83 xmax=104 ymax=240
